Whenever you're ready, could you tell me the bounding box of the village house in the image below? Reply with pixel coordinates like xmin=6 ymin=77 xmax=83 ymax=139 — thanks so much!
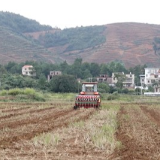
xmin=22 ymin=65 xmax=36 ymax=76
xmin=112 ymin=72 xmax=135 ymax=88
xmin=144 ymin=68 xmax=160 ymax=86
xmin=141 ymin=68 xmax=160 ymax=93
xmin=48 ymin=71 xmax=62 ymax=82
xmin=96 ymin=74 xmax=108 ymax=83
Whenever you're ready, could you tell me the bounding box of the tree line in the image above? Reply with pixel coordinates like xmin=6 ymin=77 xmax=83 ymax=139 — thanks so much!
xmin=38 ymin=25 xmax=106 ymax=51
xmin=0 ymin=11 xmax=52 ymax=33
xmin=0 ymin=59 xmax=146 ymax=93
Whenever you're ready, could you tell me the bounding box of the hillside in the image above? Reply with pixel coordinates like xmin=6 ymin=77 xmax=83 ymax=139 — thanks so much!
xmin=22 ymin=23 xmax=160 ymax=68
xmin=43 ymin=22 xmax=160 ymax=68
xmin=0 ymin=12 xmax=62 ymax=64
xmin=1 ymin=12 xmax=160 ymax=67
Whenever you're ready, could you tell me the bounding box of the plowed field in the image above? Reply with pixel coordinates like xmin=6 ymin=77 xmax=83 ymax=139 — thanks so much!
xmin=112 ymin=103 xmax=160 ymax=160
xmin=0 ymin=102 xmax=99 ymax=159
xmin=0 ymin=102 xmax=160 ymax=160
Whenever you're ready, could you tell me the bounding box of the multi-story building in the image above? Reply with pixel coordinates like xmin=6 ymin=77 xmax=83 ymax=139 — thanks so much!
xmin=123 ymin=73 xmax=135 ymax=88
xmin=139 ymin=74 xmax=145 ymax=86
xmin=97 ymin=74 xmax=108 ymax=83
xmin=144 ymin=68 xmax=160 ymax=86
xmin=22 ymin=65 xmax=35 ymax=76
xmin=48 ymin=71 xmax=62 ymax=81
xmin=112 ymin=72 xmax=135 ymax=88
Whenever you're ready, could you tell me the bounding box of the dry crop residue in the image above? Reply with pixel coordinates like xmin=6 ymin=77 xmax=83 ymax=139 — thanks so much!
xmin=113 ymin=103 xmax=160 ymax=160
xmin=0 ymin=102 xmax=96 ymax=159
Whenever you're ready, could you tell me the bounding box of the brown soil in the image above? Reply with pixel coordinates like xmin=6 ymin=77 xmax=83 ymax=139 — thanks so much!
xmin=0 ymin=102 xmax=95 ymax=159
xmin=112 ymin=104 xmax=160 ymax=160
xmin=1 ymin=102 xmax=160 ymax=160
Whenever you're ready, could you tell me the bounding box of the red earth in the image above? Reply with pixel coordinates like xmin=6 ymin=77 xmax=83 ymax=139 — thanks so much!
xmin=0 ymin=102 xmax=160 ymax=159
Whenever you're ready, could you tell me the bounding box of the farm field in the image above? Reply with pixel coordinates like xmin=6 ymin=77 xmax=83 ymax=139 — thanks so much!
xmin=0 ymin=96 xmax=160 ymax=160
xmin=112 ymin=102 xmax=160 ymax=160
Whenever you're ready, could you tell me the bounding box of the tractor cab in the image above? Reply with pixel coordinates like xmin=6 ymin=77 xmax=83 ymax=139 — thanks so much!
xmin=80 ymin=82 xmax=99 ymax=95
xmin=74 ymin=82 xmax=101 ymax=109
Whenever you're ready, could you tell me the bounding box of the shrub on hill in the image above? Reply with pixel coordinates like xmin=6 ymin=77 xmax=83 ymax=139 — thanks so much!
xmin=38 ymin=25 xmax=106 ymax=51
xmin=0 ymin=11 xmax=52 ymax=33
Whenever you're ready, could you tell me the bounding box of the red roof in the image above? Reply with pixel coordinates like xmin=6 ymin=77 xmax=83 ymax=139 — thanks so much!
xmin=22 ymin=65 xmax=33 ymax=68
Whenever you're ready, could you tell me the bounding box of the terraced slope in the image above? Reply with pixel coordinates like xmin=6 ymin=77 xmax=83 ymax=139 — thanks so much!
xmin=56 ymin=23 xmax=160 ymax=67
xmin=0 ymin=26 xmax=61 ymax=64
xmin=1 ymin=21 xmax=160 ymax=67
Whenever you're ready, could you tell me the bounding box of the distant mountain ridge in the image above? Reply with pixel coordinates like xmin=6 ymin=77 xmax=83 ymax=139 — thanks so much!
xmin=1 ymin=11 xmax=160 ymax=67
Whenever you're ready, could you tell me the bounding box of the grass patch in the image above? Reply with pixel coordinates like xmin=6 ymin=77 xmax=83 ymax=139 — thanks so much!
xmin=90 ymin=108 xmax=119 ymax=150
xmin=33 ymin=133 xmax=60 ymax=147
xmin=0 ymin=88 xmax=45 ymax=102
xmin=71 ymin=120 xmax=85 ymax=128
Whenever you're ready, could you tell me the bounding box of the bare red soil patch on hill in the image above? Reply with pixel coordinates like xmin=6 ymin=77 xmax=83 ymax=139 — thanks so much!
xmin=56 ymin=23 xmax=160 ymax=67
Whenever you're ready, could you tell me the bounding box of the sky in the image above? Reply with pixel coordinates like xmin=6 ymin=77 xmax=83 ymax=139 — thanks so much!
xmin=0 ymin=0 xmax=160 ymax=29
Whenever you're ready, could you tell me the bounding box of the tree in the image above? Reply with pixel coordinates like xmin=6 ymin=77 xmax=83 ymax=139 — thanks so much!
xmin=114 ymin=73 xmax=126 ymax=91
xmin=100 ymin=64 xmax=111 ymax=76
xmin=49 ymin=75 xmax=78 ymax=92
xmin=129 ymin=64 xmax=146 ymax=86
xmin=90 ymin=63 xmax=100 ymax=77
xmin=38 ymin=74 xmax=47 ymax=90
xmin=98 ymin=83 xmax=110 ymax=93
xmin=72 ymin=58 xmax=83 ymax=78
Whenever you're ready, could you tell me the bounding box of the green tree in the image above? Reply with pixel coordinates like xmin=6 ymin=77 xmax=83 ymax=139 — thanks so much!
xmin=114 ymin=73 xmax=126 ymax=91
xmin=49 ymin=75 xmax=78 ymax=92
xmin=90 ymin=63 xmax=100 ymax=77
xmin=129 ymin=64 xmax=146 ymax=86
xmin=38 ymin=74 xmax=47 ymax=89
xmin=98 ymin=83 xmax=110 ymax=93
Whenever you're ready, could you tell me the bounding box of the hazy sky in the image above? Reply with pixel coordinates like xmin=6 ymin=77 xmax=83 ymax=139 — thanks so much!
xmin=0 ymin=0 xmax=160 ymax=29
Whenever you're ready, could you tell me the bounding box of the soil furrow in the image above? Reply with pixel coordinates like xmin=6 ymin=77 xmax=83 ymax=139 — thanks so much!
xmin=0 ymin=107 xmax=62 ymax=129
xmin=140 ymin=106 xmax=160 ymax=126
xmin=0 ymin=109 xmax=95 ymax=149
xmin=0 ymin=106 xmax=55 ymax=121
xmin=113 ymin=105 xmax=160 ymax=160
xmin=1 ymin=106 xmax=30 ymax=113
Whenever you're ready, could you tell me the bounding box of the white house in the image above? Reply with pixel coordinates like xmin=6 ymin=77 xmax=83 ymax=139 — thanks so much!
xmin=139 ymin=68 xmax=160 ymax=94
xmin=144 ymin=68 xmax=160 ymax=86
xmin=22 ymin=65 xmax=35 ymax=76
xmin=112 ymin=72 xmax=135 ymax=88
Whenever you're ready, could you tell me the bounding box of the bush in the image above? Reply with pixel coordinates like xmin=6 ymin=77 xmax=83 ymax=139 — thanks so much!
xmin=8 ymin=88 xmax=24 ymax=95
xmin=23 ymin=88 xmax=36 ymax=95
xmin=121 ymin=88 xmax=129 ymax=94
xmin=0 ymin=90 xmax=8 ymax=96
xmin=107 ymin=92 xmax=119 ymax=100
xmin=0 ymin=88 xmax=45 ymax=101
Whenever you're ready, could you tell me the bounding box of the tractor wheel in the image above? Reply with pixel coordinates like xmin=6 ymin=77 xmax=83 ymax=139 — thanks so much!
xmin=73 ymin=106 xmax=78 ymax=110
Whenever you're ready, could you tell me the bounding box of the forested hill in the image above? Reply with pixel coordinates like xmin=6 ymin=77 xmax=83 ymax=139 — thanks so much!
xmin=0 ymin=12 xmax=52 ymax=33
xmin=1 ymin=11 xmax=160 ymax=67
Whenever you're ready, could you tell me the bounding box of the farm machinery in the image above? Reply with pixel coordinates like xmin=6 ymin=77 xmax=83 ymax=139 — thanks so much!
xmin=74 ymin=82 xmax=101 ymax=109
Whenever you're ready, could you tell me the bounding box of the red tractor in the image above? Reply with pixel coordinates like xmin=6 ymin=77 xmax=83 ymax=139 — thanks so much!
xmin=74 ymin=82 xmax=101 ymax=109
